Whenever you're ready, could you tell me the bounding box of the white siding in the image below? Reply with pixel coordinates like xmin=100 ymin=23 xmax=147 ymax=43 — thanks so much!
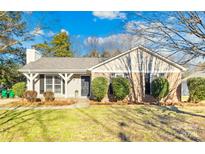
xmin=67 ymin=75 xmax=82 ymax=98
xmin=92 ymin=48 xmax=181 ymax=73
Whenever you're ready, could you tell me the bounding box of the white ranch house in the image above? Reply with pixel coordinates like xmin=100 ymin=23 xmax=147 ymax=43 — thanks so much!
xmin=19 ymin=46 xmax=186 ymax=102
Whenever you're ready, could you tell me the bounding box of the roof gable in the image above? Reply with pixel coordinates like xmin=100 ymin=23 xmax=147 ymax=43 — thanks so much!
xmin=88 ymin=46 xmax=186 ymax=71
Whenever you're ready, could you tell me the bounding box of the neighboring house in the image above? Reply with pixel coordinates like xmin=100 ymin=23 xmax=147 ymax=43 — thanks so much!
xmin=19 ymin=46 xmax=186 ymax=102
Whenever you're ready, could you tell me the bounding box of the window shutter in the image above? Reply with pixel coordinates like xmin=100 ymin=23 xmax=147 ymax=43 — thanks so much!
xmin=40 ymin=74 xmax=44 ymax=94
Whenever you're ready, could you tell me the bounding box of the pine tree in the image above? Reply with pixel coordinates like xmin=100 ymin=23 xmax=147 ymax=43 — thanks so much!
xmin=0 ymin=11 xmax=28 ymax=87
xmin=51 ymin=32 xmax=73 ymax=57
xmin=33 ymin=32 xmax=73 ymax=57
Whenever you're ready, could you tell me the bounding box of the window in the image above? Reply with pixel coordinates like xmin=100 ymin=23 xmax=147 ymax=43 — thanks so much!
xmin=111 ymin=73 xmax=115 ymax=78
xmin=45 ymin=75 xmax=62 ymax=94
xmin=110 ymin=73 xmax=130 ymax=79
xmin=111 ymin=73 xmax=124 ymax=78
xmin=115 ymin=73 xmax=124 ymax=78
xmin=159 ymin=73 xmax=165 ymax=77
xmin=54 ymin=76 xmax=61 ymax=93
xmin=45 ymin=76 xmax=53 ymax=91
xmin=124 ymin=73 xmax=129 ymax=79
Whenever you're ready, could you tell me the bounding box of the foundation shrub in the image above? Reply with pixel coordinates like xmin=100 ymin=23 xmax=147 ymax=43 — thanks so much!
xmin=111 ymin=77 xmax=130 ymax=101
xmin=187 ymin=77 xmax=205 ymax=103
xmin=23 ymin=90 xmax=37 ymax=102
xmin=91 ymin=77 xmax=108 ymax=102
xmin=151 ymin=77 xmax=169 ymax=101
xmin=43 ymin=91 xmax=55 ymax=101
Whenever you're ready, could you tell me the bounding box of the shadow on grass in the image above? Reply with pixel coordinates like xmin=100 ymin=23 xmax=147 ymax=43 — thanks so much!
xmin=0 ymin=104 xmax=53 ymax=141
xmin=78 ymin=105 xmax=205 ymax=142
xmin=160 ymin=106 xmax=205 ymax=118
xmin=76 ymin=108 xmax=131 ymax=142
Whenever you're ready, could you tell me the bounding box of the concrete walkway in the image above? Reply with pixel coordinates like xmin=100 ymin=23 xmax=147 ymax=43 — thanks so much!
xmin=0 ymin=98 xmax=21 ymax=105
xmin=0 ymin=98 xmax=90 ymax=110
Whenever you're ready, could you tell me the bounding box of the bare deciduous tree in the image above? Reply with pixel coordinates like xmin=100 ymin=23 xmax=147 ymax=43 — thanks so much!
xmin=127 ymin=12 xmax=205 ymax=65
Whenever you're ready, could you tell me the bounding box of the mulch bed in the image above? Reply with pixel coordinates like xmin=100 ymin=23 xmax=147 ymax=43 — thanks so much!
xmin=0 ymin=100 xmax=77 ymax=107
xmin=89 ymin=100 xmax=205 ymax=107
xmin=89 ymin=100 xmax=142 ymax=105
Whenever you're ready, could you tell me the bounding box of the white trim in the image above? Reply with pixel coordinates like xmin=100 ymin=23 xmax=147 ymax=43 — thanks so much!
xmin=23 ymin=73 xmax=39 ymax=90
xmin=19 ymin=69 xmax=87 ymax=73
xmin=114 ymin=73 xmax=125 ymax=78
xmin=57 ymin=73 xmax=74 ymax=98
xmin=91 ymin=70 xmax=181 ymax=73
xmin=88 ymin=45 xmax=186 ymax=71
xmin=44 ymin=74 xmax=64 ymax=95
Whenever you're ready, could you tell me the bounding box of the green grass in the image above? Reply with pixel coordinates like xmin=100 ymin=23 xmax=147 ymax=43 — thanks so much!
xmin=0 ymin=105 xmax=205 ymax=141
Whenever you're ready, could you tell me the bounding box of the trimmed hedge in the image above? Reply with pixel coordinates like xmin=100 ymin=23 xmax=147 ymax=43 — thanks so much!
xmin=151 ymin=77 xmax=169 ymax=101
xmin=187 ymin=77 xmax=205 ymax=102
xmin=12 ymin=82 xmax=26 ymax=98
xmin=43 ymin=91 xmax=55 ymax=102
xmin=91 ymin=77 xmax=108 ymax=102
xmin=111 ymin=77 xmax=130 ymax=101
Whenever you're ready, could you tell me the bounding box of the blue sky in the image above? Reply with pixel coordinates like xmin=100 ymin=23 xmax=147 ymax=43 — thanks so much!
xmin=23 ymin=11 xmax=131 ymax=55
xmin=22 ymin=11 xmax=170 ymax=56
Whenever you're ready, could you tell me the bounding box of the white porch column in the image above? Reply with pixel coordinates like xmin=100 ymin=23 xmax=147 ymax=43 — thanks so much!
xmin=58 ymin=73 xmax=73 ymax=98
xmin=23 ymin=73 xmax=39 ymax=90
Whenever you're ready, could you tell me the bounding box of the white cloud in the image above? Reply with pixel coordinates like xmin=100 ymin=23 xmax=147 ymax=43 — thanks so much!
xmin=84 ymin=33 xmax=148 ymax=51
xmin=125 ymin=21 xmax=146 ymax=33
xmin=167 ymin=16 xmax=176 ymax=22
xmin=30 ymin=27 xmax=44 ymax=36
xmin=47 ymin=30 xmax=55 ymax=37
xmin=92 ymin=11 xmax=126 ymax=20
xmin=60 ymin=29 xmax=69 ymax=35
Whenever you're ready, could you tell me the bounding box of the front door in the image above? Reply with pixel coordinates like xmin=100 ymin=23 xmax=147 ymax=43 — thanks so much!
xmin=81 ymin=76 xmax=90 ymax=97
xmin=145 ymin=73 xmax=151 ymax=95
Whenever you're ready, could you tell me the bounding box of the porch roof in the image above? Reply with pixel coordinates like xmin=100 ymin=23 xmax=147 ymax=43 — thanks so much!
xmin=19 ymin=57 xmax=106 ymax=73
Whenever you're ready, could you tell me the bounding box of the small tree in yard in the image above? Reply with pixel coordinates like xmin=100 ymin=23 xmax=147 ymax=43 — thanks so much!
xmin=12 ymin=82 xmax=26 ymax=98
xmin=111 ymin=77 xmax=130 ymax=101
xmin=91 ymin=77 xmax=108 ymax=102
xmin=187 ymin=77 xmax=205 ymax=103
xmin=151 ymin=77 xmax=169 ymax=102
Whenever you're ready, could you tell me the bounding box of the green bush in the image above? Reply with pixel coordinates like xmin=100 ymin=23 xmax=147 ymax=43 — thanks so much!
xmin=43 ymin=91 xmax=55 ymax=102
xmin=12 ymin=82 xmax=26 ymax=98
xmin=91 ymin=77 xmax=108 ymax=102
xmin=151 ymin=77 xmax=169 ymax=101
xmin=187 ymin=77 xmax=205 ymax=102
xmin=23 ymin=90 xmax=37 ymax=102
xmin=111 ymin=77 xmax=130 ymax=101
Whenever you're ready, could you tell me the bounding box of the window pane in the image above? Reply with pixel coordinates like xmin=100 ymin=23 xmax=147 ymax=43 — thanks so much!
xmin=46 ymin=76 xmax=52 ymax=84
xmin=46 ymin=85 xmax=52 ymax=91
xmin=55 ymin=76 xmax=61 ymax=84
xmin=54 ymin=85 xmax=61 ymax=93
xmin=115 ymin=73 xmax=124 ymax=78
xmin=159 ymin=73 xmax=165 ymax=77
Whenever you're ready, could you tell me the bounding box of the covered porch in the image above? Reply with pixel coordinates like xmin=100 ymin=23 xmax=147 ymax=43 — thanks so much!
xmin=22 ymin=72 xmax=91 ymax=98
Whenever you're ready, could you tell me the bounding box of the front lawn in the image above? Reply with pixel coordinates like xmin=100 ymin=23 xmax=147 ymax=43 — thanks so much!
xmin=0 ymin=105 xmax=205 ymax=141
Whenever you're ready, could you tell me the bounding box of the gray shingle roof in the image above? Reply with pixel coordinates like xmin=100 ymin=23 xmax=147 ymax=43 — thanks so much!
xmin=19 ymin=57 xmax=107 ymax=73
